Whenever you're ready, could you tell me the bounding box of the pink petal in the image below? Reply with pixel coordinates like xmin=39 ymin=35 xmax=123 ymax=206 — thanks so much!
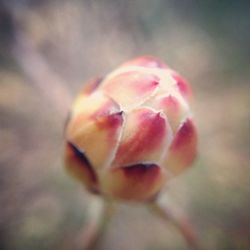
xmin=170 ymin=70 xmax=192 ymax=101
xmin=120 ymin=55 xmax=168 ymax=69
xmin=100 ymin=163 xmax=168 ymax=201
xmin=64 ymin=142 xmax=99 ymax=193
xmin=112 ymin=108 xmax=171 ymax=167
xmin=149 ymin=94 xmax=189 ymax=132
xmin=101 ymin=71 xmax=160 ymax=110
xmin=162 ymin=118 xmax=197 ymax=176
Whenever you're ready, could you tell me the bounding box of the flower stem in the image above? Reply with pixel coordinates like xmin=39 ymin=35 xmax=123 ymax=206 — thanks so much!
xmin=82 ymin=199 xmax=114 ymax=250
xmin=149 ymin=201 xmax=201 ymax=250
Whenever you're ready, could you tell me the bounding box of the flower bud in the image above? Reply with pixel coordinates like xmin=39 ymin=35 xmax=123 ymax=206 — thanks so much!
xmin=64 ymin=56 xmax=197 ymax=201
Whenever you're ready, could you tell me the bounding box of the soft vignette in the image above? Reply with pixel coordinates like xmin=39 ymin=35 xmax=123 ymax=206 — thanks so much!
xmin=0 ymin=1 xmax=249 ymax=249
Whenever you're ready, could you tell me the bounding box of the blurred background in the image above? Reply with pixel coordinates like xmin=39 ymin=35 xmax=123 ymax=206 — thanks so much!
xmin=0 ymin=0 xmax=249 ymax=249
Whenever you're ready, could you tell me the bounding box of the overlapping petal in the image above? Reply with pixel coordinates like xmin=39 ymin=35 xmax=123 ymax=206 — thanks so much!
xmin=66 ymin=93 xmax=124 ymax=170
xmin=100 ymin=163 xmax=168 ymax=201
xmin=147 ymin=94 xmax=190 ymax=132
xmin=64 ymin=142 xmax=98 ymax=193
xmin=68 ymin=111 xmax=124 ymax=170
xmin=111 ymin=108 xmax=171 ymax=167
xmin=64 ymin=56 xmax=197 ymax=201
xmin=169 ymin=70 xmax=192 ymax=101
xmin=162 ymin=118 xmax=197 ymax=176
xmin=67 ymin=92 xmax=120 ymax=135
xmin=100 ymin=71 xmax=160 ymax=110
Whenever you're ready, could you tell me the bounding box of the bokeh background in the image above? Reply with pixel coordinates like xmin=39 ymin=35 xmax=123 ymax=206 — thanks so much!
xmin=0 ymin=0 xmax=249 ymax=249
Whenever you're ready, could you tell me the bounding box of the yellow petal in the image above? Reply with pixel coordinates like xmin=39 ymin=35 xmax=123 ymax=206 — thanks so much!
xmin=71 ymin=77 xmax=103 ymax=115
xmin=66 ymin=92 xmax=120 ymax=136
xmin=67 ymin=111 xmax=124 ymax=170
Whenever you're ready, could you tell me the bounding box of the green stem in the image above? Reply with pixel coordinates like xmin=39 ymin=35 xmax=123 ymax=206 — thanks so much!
xmin=149 ymin=201 xmax=201 ymax=250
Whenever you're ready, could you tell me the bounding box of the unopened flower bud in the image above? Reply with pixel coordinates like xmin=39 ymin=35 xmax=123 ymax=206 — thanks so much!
xmin=64 ymin=56 xmax=197 ymax=201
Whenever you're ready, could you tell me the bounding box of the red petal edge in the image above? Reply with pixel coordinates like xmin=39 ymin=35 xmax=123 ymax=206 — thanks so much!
xmin=65 ymin=142 xmax=99 ymax=194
